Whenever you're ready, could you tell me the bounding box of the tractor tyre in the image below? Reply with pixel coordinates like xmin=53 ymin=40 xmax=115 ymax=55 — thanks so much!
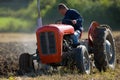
xmin=74 ymin=45 xmax=90 ymax=74
xmin=93 ymin=25 xmax=116 ymax=72
xmin=19 ymin=53 xmax=34 ymax=74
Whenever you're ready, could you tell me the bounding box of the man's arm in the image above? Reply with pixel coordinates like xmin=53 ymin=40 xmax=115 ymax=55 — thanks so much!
xmin=70 ymin=9 xmax=82 ymax=25
xmin=72 ymin=17 xmax=82 ymax=25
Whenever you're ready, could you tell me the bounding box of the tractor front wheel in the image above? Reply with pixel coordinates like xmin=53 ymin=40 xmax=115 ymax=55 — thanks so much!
xmin=19 ymin=53 xmax=34 ymax=74
xmin=74 ymin=45 xmax=90 ymax=74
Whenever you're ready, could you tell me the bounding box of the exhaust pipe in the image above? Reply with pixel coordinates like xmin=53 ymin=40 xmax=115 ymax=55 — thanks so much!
xmin=37 ymin=0 xmax=42 ymax=28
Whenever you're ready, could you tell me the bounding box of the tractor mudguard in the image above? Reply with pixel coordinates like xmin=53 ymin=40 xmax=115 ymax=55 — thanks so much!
xmin=88 ymin=21 xmax=100 ymax=46
xmin=36 ymin=24 xmax=74 ymax=64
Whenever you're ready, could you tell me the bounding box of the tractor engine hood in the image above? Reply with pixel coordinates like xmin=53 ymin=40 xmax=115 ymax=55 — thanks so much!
xmin=36 ymin=24 xmax=74 ymax=64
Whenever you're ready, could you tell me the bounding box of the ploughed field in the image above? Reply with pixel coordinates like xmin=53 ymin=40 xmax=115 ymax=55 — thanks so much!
xmin=0 ymin=33 xmax=36 ymax=76
xmin=0 ymin=32 xmax=120 ymax=80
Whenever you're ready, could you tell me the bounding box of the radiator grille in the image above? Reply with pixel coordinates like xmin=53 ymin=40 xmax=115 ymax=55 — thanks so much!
xmin=40 ymin=32 xmax=56 ymax=54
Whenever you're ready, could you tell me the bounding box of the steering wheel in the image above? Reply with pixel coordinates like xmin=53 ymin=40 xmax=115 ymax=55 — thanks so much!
xmin=55 ymin=19 xmax=74 ymax=26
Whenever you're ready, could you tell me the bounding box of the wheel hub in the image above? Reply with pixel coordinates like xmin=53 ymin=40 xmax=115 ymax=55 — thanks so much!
xmin=83 ymin=52 xmax=90 ymax=74
xmin=106 ymin=40 xmax=113 ymax=62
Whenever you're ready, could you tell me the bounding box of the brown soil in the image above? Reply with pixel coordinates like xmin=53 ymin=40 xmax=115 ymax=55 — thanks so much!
xmin=0 ymin=42 xmax=36 ymax=76
xmin=0 ymin=36 xmax=119 ymax=76
xmin=115 ymin=36 xmax=120 ymax=64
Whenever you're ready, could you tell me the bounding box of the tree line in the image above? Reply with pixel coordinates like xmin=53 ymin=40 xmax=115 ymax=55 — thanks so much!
xmin=0 ymin=0 xmax=120 ymax=32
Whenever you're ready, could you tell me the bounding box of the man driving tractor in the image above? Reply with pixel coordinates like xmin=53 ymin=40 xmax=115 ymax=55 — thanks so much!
xmin=58 ymin=3 xmax=83 ymax=46
xmin=19 ymin=1 xmax=116 ymax=75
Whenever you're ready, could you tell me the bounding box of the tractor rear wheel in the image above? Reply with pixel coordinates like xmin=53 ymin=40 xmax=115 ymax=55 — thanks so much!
xmin=93 ymin=25 xmax=116 ymax=72
xmin=19 ymin=53 xmax=34 ymax=74
xmin=74 ymin=45 xmax=90 ymax=74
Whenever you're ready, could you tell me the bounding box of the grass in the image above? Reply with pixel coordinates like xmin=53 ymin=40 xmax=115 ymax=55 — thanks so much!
xmin=0 ymin=17 xmax=34 ymax=32
xmin=0 ymin=65 xmax=120 ymax=80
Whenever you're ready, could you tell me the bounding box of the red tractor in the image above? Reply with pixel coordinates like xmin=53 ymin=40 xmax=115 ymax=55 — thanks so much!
xmin=19 ymin=21 xmax=116 ymax=74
